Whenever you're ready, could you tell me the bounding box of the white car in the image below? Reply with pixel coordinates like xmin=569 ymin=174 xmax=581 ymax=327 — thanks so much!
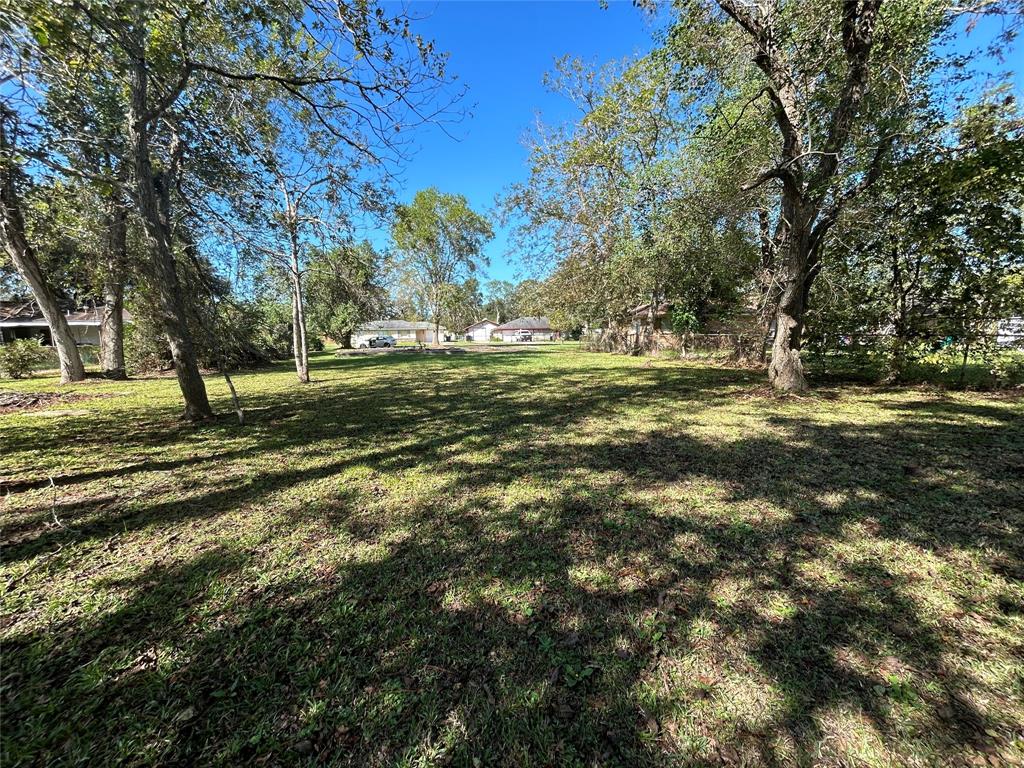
xmin=359 ymin=335 xmax=397 ymax=349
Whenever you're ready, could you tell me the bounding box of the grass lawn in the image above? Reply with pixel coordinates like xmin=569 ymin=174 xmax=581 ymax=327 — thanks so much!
xmin=2 ymin=347 xmax=1022 ymax=767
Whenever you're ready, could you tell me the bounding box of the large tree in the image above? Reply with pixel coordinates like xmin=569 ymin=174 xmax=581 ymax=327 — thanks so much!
xmin=697 ymin=0 xmax=950 ymax=390
xmin=506 ymin=54 xmax=760 ymax=352
xmin=305 ymin=241 xmax=389 ymax=349
xmin=8 ymin=0 xmax=456 ymax=417
xmin=0 ymin=115 xmax=86 ymax=383
xmin=392 ymin=188 xmax=493 ymax=345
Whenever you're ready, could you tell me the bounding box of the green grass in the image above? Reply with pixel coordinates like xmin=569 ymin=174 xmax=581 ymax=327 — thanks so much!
xmin=2 ymin=348 xmax=1022 ymax=767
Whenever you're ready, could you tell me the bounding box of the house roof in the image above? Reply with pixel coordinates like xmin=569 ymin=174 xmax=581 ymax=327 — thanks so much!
xmin=0 ymin=299 xmax=56 ymax=322
xmin=630 ymin=302 xmax=673 ymax=320
xmin=0 ymin=301 xmax=132 ymax=327
xmin=464 ymin=319 xmax=498 ymax=331
xmin=356 ymin=319 xmax=444 ymax=332
xmin=494 ymin=316 xmax=553 ymax=331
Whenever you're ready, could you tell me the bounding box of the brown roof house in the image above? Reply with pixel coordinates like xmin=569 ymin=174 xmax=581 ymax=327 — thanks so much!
xmin=493 ymin=316 xmax=559 ymax=342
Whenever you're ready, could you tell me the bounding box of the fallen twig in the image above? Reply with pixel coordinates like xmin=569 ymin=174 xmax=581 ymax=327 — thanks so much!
xmin=222 ymin=371 xmax=245 ymax=426
xmin=48 ymin=476 xmax=66 ymax=529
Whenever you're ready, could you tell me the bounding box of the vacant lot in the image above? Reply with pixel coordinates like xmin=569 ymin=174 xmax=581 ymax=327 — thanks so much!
xmin=2 ymin=348 xmax=1022 ymax=767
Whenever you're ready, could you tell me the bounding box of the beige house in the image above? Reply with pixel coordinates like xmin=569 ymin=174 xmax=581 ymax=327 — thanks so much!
xmin=493 ymin=317 xmax=559 ymax=342
xmin=352 ymin=320 xmax=446 ymax=346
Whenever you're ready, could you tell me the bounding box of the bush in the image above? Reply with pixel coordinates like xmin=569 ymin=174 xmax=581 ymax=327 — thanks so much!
xmin=124 ymin=319 xmax=172 ymax=375
xmin=0 ymin=339 xmax=49 ymax=379
xmin=991 ymin=350 xmax=1024 ymax=388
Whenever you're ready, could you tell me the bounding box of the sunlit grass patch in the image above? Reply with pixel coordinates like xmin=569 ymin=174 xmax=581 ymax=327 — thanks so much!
xmin=2 ymin=348 xmax=1022 ymax=766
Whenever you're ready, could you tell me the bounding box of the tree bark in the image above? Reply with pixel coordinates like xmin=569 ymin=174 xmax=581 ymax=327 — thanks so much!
xmin=100 ymin=198 xmax=127 ymax=379
xmin=718 ymin=0 xmax=883 ymax=392
xmin=126 ymin=41 xmax=212 ymax=420
xmin=290 ymin=269 xmax=310 ymax=383
xmin=767 ymin=204 xmax=814 ymax=392
xmin=287 ymin=223 xmax=310 ymax=383
xmin=0 ymin=161 xmax=86 ymax=383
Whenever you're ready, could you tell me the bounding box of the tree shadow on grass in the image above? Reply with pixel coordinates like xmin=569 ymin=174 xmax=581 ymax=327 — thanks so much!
xmin=2 ymin=351 xmax=1022 ymax=766
xmin=1 ymin=355 xmax=758 ymax=562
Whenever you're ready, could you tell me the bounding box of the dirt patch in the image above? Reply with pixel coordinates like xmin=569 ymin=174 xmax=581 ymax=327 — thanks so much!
xmin=336 ymin=346 xmax=470 ymax=356
xmin=0 ymin=391 xmax=112 ymax=415
xmin=335 ymin=344 xmax=563 ymax=357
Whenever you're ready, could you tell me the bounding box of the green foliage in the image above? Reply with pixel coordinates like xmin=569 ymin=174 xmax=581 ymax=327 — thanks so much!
xmin=251 ymin=299 xmax=295 ymax=358
xmin=123 ymin=304 xmax=171 ymax=375
xmin=990 ymin=351 xmax=1024 ymax=388
xmin=506 ymin=53 xmax=759 ymax=339
xmin=392 ymin=188 xmax=493 ymax=326
xmin=670 ymin=306 xmax=699 ymax=335
xmin=0 ymin=339 xmax=49 ymax=379
xmin=439 ymin=277 xmax=484 ymax=332
xmin=807 ymin=92 xmax=1024 ymax=380
xmin=482 ymin=280 xmax=518 ymax=323
xmin=304 ymin=241 xmax=388 ymax=346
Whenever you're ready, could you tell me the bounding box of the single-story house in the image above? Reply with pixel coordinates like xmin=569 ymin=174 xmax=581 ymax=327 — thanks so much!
xmin=0 ymin=301 xmax=131 ymax=346
xmin=997 ymin=316 xmax=1024 ymax=346
xmin=493 ymin=316 xmax=559 ymax=342
xmin=352 ymin=319 xmax=446 ymax=346
xmin=463 ymin=319 xmax=498 ymax=342
xmin=630 ymin=301 xmax=674 ymax=338
xmin=630 ymin=302 xmax=775 ymax=341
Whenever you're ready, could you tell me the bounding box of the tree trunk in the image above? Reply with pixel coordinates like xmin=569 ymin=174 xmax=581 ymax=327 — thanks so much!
xmin=127 ymin=48 xmax=212 ymax=420
xmin=644 ymin=293 xmax=657 ymax=354
xmin=767 ymin=206 xmax=813 ymax=393
xmin=434 ymin=317 xmax=442 ymax=347
xmin=290 ymin=272 xmax=309 ymax=383
xmin=755 ymin=209 xmax=778 ymax=364
xmin=287 ymin=219 xmax=309 ymax=383
xmin=718 ymin=0 xmax=883 ymax=392
xmin=100 ymin=198 xmax=127 ymax=378
xmin=0 ymin=167 xmax=86 ymax=383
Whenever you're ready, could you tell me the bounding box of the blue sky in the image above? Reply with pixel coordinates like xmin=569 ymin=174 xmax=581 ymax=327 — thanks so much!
xmin=373 ymin=1 xmax=665 ymax=283
xmin=371 ymin=2 xmax=1022 ymax=286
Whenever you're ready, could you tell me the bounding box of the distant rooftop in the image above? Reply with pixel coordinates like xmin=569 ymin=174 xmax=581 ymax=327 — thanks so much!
xmin=494 ymin=316 xmax=554 ymax=331
xmin=357 ymin=319 xmax=445 ymax=331
xmin=0 ymin=300 xmax=132 ymax=326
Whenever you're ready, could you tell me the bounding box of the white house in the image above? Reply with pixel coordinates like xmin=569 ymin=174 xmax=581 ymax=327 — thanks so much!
xmin=352 ymin=320 xmax=446 ymax=347
xmin=0 ymin=301 xmax=131 ymax=346
xmin=463 ymin=319 xmax=498 ymax=342
xmin=997 ymin=316 xmax=1024 ymax=346
xmin=493 ymin=316 xmax=559 ymax=342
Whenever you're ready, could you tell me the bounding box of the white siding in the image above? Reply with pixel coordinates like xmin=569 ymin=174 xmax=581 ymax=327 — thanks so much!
xmin=497 ymin=330 xmax=555 ymax=342
xmin=70 ymin=325 xmax=101 ymax=345
xmin=466 ymin=323 xmax=496 ymax=342
xmin=997 ymin=317 xmax=1024 ymax=345
xmin=352 ymin=327 xmax=440 ymax=346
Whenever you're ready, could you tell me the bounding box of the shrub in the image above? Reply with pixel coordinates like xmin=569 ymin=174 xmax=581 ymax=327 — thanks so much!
xmin=0 ymin=339 xmax=49 ymax=379
xmin=124 ymin=319 xmax=172 ymax=375
xmin=670 ymin=306 xmax=699 ymax=336
xmin=991 ymin=350 xmax=1024 ymax=388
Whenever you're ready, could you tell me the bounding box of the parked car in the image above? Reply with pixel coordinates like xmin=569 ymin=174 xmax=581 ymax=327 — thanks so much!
xmin=359 ymin=335 xmax=397 ymax=349
xmin=513 ymin=332 xmax=533 ymax=342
